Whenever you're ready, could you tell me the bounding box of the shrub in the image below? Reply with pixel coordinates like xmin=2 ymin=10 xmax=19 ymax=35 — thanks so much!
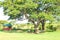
xmin=56 ymin=25 xmax=60 ymax=31
xmin=46 ymin=25 xmax=57 ymax=32
xmin=0 ymin=20 xmax=8 ymax=24
xmin=0 ymin=24 xmax=3 ymax=30
xmin=0 ymin=20 xmax=8 ymax=30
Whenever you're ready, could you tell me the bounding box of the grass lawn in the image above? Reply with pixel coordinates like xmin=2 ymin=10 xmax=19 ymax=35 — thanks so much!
xmin=0 ymin=31 xmax=60 ymax=40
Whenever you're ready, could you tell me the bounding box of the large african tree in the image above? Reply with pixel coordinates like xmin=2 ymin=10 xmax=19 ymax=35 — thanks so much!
xmin=0 ymin=0 xmax=60 ymax=33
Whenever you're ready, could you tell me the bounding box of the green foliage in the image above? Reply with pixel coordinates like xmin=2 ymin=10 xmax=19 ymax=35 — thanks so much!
xmin=57 ymin=25 xmax=60 ymax=31
xmin=0 ymin=20 xmax=8 ymax=30
xmin=47 ymin=25 xmax=57 ymax=32
xmin=24 ymin=0 xmax=38 ymax=9
xmin=30 ymin=12 xmax=38 ymax=19
xmin=0 ymin=20 xmax=8 ymax=24
xmin=0 ymin=0 xmax=60 ymax=33
xmin=0 ymin=24 xmax=3 ymax=30
xmin=0 ymin=0 xmax=59 ymax=20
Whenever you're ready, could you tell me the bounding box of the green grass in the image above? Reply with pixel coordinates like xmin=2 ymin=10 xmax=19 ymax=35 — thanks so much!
xmin=0 ymin=31 xmax=60 ymax=40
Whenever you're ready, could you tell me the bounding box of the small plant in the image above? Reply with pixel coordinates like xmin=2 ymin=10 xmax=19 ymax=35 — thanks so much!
xmin=46 ymin=25 xmax=57 ymax=32
xmin=56 ymin=25 xmax=60 ymax=31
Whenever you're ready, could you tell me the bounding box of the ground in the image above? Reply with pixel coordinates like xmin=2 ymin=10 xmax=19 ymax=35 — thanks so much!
xmin=0 ymin=31 xmax=60 ymax=40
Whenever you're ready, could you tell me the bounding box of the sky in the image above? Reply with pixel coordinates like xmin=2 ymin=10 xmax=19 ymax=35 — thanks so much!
xmin=0 ymin=0 xmax=9 ymax=20
xmin=0 ymin=0 xmax=3 ymax=1
xmin=0 ymin=7 xmax=9 ymax=20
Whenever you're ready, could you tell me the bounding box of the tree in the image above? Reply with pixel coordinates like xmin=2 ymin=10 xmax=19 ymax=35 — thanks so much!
xmin=0 ymin=0 xmax=60 ymax=33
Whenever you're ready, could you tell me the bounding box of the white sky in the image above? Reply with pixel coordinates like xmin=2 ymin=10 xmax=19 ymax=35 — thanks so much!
xmin=0 ymin=7 xmax=9 ymax=20
xmin=0 ymin=0 xmax=3 ymax=1
xmin=0 ymin=0 xmax=9 ymax=20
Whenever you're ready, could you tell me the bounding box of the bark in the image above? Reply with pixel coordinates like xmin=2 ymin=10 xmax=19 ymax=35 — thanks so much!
xmin=41 ymin=22 xmax=45 ymax=31
xmin=41 ymin=19 xmax=45 ymax=32
xmin=34 ymin=20 xmax=41 ymax=34
xmin=34 ymin=25 xmax=39 ymax=34
xmin=28 ymin=18 xmax=41 ymax=33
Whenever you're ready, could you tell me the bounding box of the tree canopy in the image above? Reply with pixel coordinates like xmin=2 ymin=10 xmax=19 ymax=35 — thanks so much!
xmin=0 ymin=0 xmax=60 ymax=33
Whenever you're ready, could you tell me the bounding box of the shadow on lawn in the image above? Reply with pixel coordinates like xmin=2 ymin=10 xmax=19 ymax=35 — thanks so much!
xmin=0 ymin=28 xmax=55 ymax=34
xmin=0 ymin=29 xmax=35 ymax=33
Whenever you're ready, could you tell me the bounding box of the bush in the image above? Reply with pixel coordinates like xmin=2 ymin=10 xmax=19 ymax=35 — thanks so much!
xmin=46 ymin=25 xmax=57 ymax=32
xmin=56 ymin=25 xmax=60 ymax=31
xmin=0 ymin=24 xmax=3 ymax=30
xmin=0 ymin=20 xmax=8 ymax=24
xmin=0 ymin=20 xmax=8 ymax=30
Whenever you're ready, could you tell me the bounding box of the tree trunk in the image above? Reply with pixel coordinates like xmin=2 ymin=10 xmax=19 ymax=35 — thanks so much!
xmin=41 ymin=19 xmax=45 ymax=32
xmin=41 ymin=22 xmax=45 ymax=31
xmin=34 ymin=25 xmax=39 ymax=34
